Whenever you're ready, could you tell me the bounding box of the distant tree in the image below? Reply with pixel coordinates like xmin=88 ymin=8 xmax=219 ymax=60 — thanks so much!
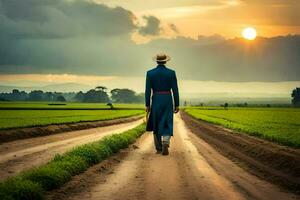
xmin=12 ymin=89 xmax=19 ymax=94
xmin=244 ymin=102 xmax=248 ymax=107
xmin=95 ymin=86 xmax=107 ymax=92
xmin=0 ymin=90 xmax=26 ymax=101
xmin=11 ymin=89 xmax=22 ymax=101
xmin=83 ymin=89 xmax=109 ymax=103
xmin=111 ymin=88 xmax=138 ymax=103
xmin=74 ymin=91 xmax=85 ymax=102
xmin=291 ymin=87 xmax=300 ymax=107
xmin=56 ymin=95 xmax=66 ymax=102
xmin=266 ymin=104 xmax=271 ymax=108
xmin=224 ymin=102 xmax=229 ymax=110
xmin=28 ymin=90 xmax=44 ymax=101
xmin=19 ymin=91 xmax=28 ymax=100
xmin=44 ymin=92 xmax=55 ymax=101
xmin=135 ymin=93 xmax=145 ymax=103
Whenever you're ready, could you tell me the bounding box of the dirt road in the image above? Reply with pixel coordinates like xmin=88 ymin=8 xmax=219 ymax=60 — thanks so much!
xmin=49 ymin=114 xmax=299 ymax=200
xmin=0 ymin=119 xmax=143 ymax=181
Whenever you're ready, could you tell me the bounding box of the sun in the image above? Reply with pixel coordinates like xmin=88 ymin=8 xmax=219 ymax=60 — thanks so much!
xmin=242 ymin=27 xmax=257 ymax=40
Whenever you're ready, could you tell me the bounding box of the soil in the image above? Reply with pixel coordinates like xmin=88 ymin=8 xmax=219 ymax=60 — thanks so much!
xmin=0 ymin=118 xmax=143 ymax=181
xmin=181 ymin=111 xmax=300 ymax=193
xmin=0 ymin=115 xmax=143 ymax=143
xmin=47 ymin=114 xmax=300 ymax=200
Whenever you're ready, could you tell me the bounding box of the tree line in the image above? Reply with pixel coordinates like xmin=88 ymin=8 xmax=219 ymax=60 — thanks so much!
xmin=1 ymin=87 xmax=299 ymax=106
xmin=292 ymin=87 xmax=300 ymax=107
xmin=0 ymin=86 xmax=144 ymax=103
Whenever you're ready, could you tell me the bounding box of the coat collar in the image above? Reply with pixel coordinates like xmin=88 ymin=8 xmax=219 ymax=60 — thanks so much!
xmin=156 ymin=64 xmax=166 ymax=68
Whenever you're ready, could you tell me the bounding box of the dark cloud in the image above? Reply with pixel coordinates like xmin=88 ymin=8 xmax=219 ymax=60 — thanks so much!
xmin=1 ymin=0 xmax=58 ymax=22
xmin=1 ymin=34 xmax=299 ymax=82
xmin=145 ymin=35 xmax=300 ymax=82
xmin=0 ymin=0 xmax=299 ymax=82
xmin=138 ymin=16 xmax=161 ymax=36
xmin=0 ymin=0 xmax=136 ymax=39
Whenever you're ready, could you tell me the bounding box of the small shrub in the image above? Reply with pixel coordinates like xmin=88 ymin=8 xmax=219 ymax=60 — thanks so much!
xmin=51 ymin=155 xmax=88 ymax=175
xmin=90 ymin=142 xmax=112 ymax=160
xmin=66 ymin=145 xmax=101 ymax=165
xmin=0 ymin=178 xmax=44 ymax=200
xmin=22 ymin=165 xmax=71 ymax=190
xmin=103 ymin=135 xmax=126 ymax=153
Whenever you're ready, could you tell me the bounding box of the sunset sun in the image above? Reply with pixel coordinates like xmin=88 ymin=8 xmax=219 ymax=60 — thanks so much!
xmin=242 ymin=27 xmax=257 ymax=40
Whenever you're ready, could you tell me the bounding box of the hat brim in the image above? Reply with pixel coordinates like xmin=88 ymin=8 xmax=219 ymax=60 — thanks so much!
xmin=153 ymin=55 xmax=171 ymax=62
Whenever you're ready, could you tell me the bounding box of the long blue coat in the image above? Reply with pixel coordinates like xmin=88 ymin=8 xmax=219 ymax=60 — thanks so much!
xmin=145 ymin=64 xmax=179 ymax=136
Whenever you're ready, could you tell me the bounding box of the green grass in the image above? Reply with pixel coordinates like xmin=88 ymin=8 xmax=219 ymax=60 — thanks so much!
xmin=0 ymin=102 xmax=144 ymax=110
xmin=0 ymin=123 xmax=146 ymax=200
xmin=0 ymin=109 xmax=144 ymax=130
xmin=185 ymin=107 xmax=300 ymax=148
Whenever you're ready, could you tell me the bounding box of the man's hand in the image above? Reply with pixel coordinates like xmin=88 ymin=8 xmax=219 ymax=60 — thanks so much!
xmin=146 ymin=106 xmax=150 ymax=113
xmin=174 ymin=106 xmax=180 ymax=113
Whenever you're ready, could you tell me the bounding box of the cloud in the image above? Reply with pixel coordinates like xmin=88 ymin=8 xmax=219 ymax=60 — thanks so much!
xmin=0 ymin=0 xmax=136 ymax=39
xmin=201 ymin=0 xmax=300 ymax=27
xmin=138 ymin=16 xmax=161 ymax=36
xmin=94 ymin=0 xmax=228 ymax=10
xmin=0 ymin=0 xmax=299 ymax=82
xmin=145 ymin=35 xmax=300 ymax=82
xmin=241 ymin=0 xmax=297 ymax=6
xmin=1 ymin=33 xmax=300 ymax=82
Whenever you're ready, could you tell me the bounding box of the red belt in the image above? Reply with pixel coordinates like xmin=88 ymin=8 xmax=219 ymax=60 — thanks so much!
xmin=154 ymin=91 xmax=171 ymax=94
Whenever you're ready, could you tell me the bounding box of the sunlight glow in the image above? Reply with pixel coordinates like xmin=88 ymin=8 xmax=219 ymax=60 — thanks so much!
xmin=242 ymin=27 xmax=257 ymax=40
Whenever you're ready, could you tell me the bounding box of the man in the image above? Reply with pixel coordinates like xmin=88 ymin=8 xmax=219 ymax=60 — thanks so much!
xmin=145 ymin=53 xmax=180 ymax=155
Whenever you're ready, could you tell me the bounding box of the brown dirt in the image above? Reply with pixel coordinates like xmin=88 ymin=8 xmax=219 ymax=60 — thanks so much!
xmin=0 ymin=118 xmax=143 ymax=181
xmin=47 ymin=114 xmax=299 ymax=200
xmin=0 ymin=115 xmax=143 ymax=144
xmin=181 ymin=111 xmax=300 ymax=193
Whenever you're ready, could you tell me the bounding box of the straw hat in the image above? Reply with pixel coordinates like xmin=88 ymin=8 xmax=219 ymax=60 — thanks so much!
xmin=153 ymin=53 xmax=171 ymax=62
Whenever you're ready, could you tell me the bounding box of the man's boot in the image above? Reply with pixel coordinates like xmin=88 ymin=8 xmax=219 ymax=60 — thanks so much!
xmin=162 ymin=141 xmax=169 ymax=155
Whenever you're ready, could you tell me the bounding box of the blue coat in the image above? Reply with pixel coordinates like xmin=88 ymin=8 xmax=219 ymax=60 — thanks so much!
xmin=145 ymin=64 xmax=179 ymax=136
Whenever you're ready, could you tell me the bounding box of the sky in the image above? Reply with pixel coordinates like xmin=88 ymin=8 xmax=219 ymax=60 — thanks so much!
xmin=94 ymin=0 xmax=300 ymax=38
xmin=0 ymin=0 xmax=299 ymax=98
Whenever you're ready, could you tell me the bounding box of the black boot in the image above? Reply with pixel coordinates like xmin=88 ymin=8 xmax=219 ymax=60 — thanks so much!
xmin=162 ymin=141 xmax=169 ymax=155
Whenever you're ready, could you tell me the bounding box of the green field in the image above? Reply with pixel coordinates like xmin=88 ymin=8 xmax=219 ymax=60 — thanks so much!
xmin=0 ymin=102 xmax=144 ymax=110
xmin=185 ymin=107 xmax=300 ymax=148
xmin=0 ymin=102 xmax=144 ymax=130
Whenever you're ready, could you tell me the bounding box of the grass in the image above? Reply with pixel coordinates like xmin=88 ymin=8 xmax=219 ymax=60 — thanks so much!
xmin=0 ymin=123 xmax=146 ymax=200
xmin=0 ymin=109 xmax=144 ymax=130
xmin=185 ymin=107 xmax=300 ymax=148
xmin=0 ymin=102 xmax=144 ymax=110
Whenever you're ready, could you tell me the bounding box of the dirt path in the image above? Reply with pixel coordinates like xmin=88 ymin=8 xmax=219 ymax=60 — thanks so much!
xmin=49 ymin=114 xmax=299 ymax=200
xmin=0 ymin=119 xmax=143 ymax=181
xmin=0 ymin=115 xmax=143 ymax=143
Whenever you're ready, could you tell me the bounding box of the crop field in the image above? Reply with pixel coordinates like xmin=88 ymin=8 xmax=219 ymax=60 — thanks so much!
xmin=0 ymin=102 xmax=144 ymax=110
xmin=185 ymin=107 xmax=300 ymax=148
xmin=0 ymin=102 xmax=144 ymax=130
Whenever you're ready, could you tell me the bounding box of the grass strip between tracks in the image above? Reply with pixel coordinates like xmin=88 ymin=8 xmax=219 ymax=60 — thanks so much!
xmin=0 ymin=123 xmax=146 ymax=200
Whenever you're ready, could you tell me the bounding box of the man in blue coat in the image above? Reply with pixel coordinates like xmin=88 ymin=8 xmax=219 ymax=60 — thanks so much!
xmin=145 ymin=53 xmax=180 ymax=155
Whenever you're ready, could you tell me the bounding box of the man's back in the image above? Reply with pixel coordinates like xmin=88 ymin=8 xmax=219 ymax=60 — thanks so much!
xmin=147 ymin=65 xmax=175 ymax=92
xmin=145 ymin=64 xmax=179 ymax=108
